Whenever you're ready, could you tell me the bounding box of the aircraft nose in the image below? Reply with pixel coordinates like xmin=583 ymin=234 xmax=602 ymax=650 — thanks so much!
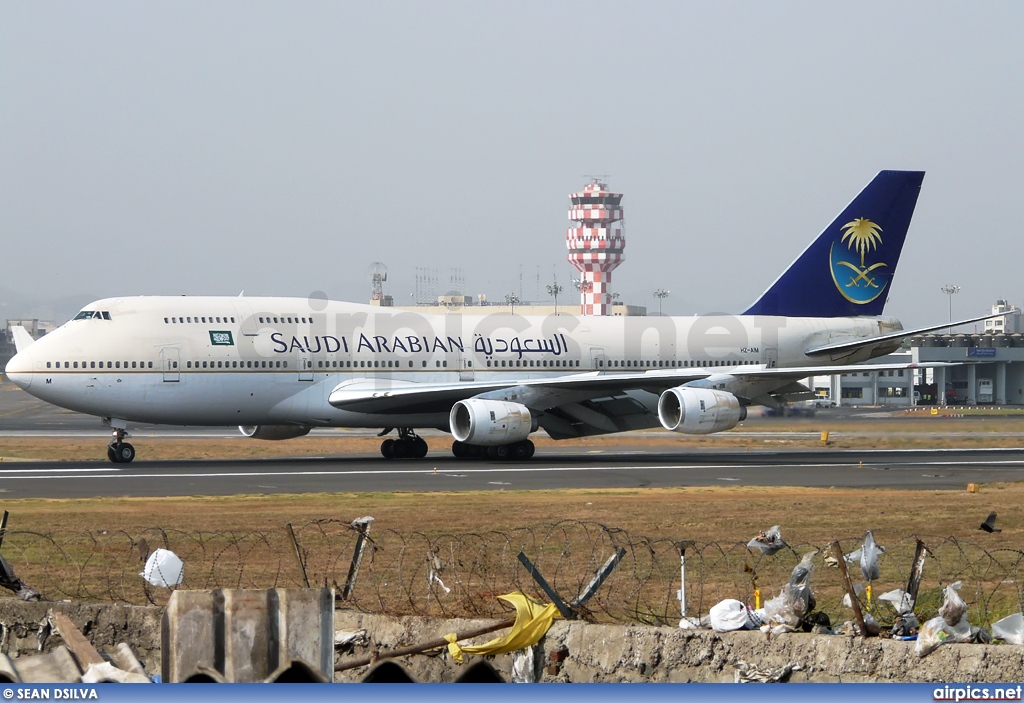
xmin=4 ymin=349 xmax=33 ymax=389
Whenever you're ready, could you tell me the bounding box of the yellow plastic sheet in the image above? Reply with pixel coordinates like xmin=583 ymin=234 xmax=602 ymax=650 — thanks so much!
xmin=445 ymin=592 xmax=561 ymax=663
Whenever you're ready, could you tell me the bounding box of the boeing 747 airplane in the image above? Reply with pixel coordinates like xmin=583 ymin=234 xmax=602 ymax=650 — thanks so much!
xmin=5 ymin=170 xmax=986 ymax=463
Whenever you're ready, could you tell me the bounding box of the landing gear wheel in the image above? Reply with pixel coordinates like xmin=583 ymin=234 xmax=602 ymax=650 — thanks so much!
xmin=381 ymin=439 xmax=396 ymax=459
xmin=107 ymin=444 xmax=119 ymax=463
xmin=113 ymin=442 xmax=135 ymax=464
xmin=512 ymin=440 xmax=535 ymax=460
xmin=412 ymin=437 xmax=428 ymax=458
xmin=487 ymin=444 xmax=509 ymax=460
xmin=451 ymin=441 xmax=469 ymax=458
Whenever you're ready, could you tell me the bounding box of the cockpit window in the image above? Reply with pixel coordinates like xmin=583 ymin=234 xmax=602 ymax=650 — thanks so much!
xmin=72 ymin=310 xmax=111 ymax=320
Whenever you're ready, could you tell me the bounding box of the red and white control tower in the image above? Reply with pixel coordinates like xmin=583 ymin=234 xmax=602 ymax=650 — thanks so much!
xmin=566 ymin=179 xmax=625 ymax=315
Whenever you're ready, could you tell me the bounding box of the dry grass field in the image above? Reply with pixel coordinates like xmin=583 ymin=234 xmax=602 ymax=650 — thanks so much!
xmin=2 ymin=481 xmax=1022 ymax=545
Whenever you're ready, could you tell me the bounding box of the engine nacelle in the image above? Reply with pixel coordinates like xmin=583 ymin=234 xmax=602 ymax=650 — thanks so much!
xmin=238 ymin=425 xmax=312 ymax=441
xmin=449 ymin=399 xmax=534 ymax=446
xmin=657 ymin=387 xmax=746 ymax=435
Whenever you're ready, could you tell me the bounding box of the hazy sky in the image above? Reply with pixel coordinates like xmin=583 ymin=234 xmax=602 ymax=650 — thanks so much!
xmin=3 ymin=2 xmax=1022 ymax=326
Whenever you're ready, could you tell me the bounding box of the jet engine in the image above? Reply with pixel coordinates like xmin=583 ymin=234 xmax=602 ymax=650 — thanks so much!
xmin=657 ymin=387 xmax=746 ymax=435
xmin=449 ymin=399 xmax=534 ymax=446
xmin=238 ymin=425 xmax=312 ymax=441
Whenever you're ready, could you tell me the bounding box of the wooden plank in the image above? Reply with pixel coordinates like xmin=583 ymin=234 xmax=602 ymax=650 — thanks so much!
xmin=49 ymin=610 xmax=105 ymax=668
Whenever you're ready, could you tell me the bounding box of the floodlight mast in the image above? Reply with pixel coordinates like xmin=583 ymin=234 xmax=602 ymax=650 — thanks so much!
xmin=941 ymin=284 xmax=961 ymax=332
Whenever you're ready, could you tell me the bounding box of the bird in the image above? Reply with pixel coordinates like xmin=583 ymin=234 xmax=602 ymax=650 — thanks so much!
xmin=980 ymin=512 xmax=1002 ymax=533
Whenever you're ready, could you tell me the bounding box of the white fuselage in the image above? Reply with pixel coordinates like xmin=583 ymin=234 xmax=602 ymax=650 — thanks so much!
xmin=4 ymin=296 xmax=900 ymax=430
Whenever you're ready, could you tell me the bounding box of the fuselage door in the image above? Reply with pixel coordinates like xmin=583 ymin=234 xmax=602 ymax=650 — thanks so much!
xmin=590 ymin=346 xmax=607 ymax=371
xmin=298 ymin=352 xmax=313 ymax=381
xmin=162 ymin=347 xmax=180 ymax=382
xmin=458 ymin=350 xmax=474 ymax=382
xmin=762 ymin=347 xmax=779 ymax=369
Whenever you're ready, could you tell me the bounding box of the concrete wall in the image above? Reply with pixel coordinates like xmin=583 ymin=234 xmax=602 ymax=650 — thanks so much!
xmin=334 ymin=611 xmax=1024 ymax=684
xmin=1 ymin=599 xmax=1022 ymax=683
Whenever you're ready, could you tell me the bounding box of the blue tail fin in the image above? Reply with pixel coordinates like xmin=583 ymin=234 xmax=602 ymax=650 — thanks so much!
xmin=744 ymin=170 xmax=925 ymax=317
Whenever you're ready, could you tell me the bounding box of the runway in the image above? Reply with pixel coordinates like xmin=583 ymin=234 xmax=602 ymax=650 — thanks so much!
xmin=4 ymin=381 xmax=1024 ymax=498
xmin=3 ymin=448 xmax=1024 ymax=498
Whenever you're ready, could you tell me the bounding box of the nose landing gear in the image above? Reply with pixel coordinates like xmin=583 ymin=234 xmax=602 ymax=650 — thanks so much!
xmin=107 ymin=428 xmax=136 ymax=463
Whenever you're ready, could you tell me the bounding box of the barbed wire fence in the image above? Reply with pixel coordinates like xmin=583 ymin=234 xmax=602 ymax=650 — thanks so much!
xmin=3 ymin=520 xmax=1023 ymax=629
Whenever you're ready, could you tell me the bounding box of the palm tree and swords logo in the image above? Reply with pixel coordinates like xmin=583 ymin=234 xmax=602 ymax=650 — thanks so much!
xmin=830 ymin=217 xmax=888 ymax=304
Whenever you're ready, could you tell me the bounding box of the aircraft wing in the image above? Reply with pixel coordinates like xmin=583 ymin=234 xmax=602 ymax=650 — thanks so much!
xmin=328 ymin=371 xmax=711 ymax=414
xmin=804 ymin=313 xmax=1005 ymax=358
xmin=327 ymin=361 xmax=953 ymax=415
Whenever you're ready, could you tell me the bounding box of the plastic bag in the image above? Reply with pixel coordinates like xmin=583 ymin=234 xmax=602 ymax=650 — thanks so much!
xmin=141 ymin=548 xmax=184 ymax=587
xmin=709 ymin=599 xmax=760 ymax=632
xmin=762 ymin=551 xmax=816 ymax=634
xmin=916 ymin=616 xmax=954 ymax=657
xmin=860 ymin=531 xmax=881 ymax=581
xmin=992 ymin=613 xmax=1024 ymax=645
xmin=747 ymin=526 xmax=787 ymax=556
xmin=841 ymin=583 xmax=866 ymax=609
xmin=891 ymin=612 xmax=919 ymax=638
xmin=678 ymin=615 xmax=710 ymax=630
xmin=939 ymin=582 xmax=967 ymax=628
xmin=878 ymin=588 xmax=914 ymax=615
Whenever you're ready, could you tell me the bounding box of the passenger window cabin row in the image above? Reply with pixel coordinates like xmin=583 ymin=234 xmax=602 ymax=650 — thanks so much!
xmin=47 ymin=361 xmax=152 ymax=369
xmin=164 ymin=316 xmax=236 ymax=324
xmin=44 ymin=357 xmax=752 ymax=371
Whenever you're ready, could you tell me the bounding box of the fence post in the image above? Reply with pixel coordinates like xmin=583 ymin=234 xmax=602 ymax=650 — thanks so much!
xmin=342 ymin=517 xmax=375 ymax=601
xmin=286 ymin=523 xmax=310 ymax=589
xmin=675 ymin=540 xmax=695 ymax=620
xmin=905 ymin=539 xmax=928 ymax=608
xmin=831 ymin=541 xmax=870 ymax=636
xmin=516 ymin=551 xmax=575 ymax=619
xmin=572 ymin=547 xmax=626 ymax=606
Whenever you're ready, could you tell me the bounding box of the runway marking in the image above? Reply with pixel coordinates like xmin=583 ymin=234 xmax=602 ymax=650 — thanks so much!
xmin=0 ymin=468 xmax=120 ymax=474
xmin=4 ymin=459 xmax=1024 ymax=481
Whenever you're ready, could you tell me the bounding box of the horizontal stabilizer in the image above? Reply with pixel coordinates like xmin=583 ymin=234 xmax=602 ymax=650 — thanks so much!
xmin=804 ymin=313 xmax=1005 ymax=357
xmin=10 ymin=326 xmax=34 ymax=353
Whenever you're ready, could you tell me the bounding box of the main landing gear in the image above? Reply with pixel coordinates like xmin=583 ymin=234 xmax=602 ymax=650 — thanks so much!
xmin=380 ymin=428 xmax=429 ymax=459
xmin=107 ymin=428 xmax=136 ymax=464
xmin=451 ymin=439 xmax=535 ymax=461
